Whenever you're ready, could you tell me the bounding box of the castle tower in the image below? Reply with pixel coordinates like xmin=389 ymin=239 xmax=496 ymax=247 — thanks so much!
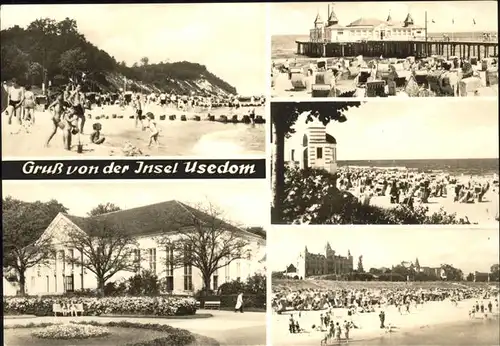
xmin=415 ymin=257 xmax=420 ymax=272
xmin=404 ymin=13 xmax=414 ymax=27
xmin=327 ymin=3 xmax=339 ymax=26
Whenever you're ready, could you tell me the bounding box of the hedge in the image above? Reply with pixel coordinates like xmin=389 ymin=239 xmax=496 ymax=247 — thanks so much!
xmin=3 ymin=296 xmax=197 ymax=316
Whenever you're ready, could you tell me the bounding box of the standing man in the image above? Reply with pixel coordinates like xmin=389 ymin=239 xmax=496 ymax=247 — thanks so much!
xmin=235 ymin=292 xmax=244 ymax=313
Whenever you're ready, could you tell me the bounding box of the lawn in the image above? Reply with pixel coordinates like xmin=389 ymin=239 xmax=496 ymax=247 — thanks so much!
xmin=3 ymin=326 xmax=219 ymax=346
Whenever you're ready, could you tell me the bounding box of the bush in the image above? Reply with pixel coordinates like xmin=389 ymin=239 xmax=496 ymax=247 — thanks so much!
xmin=3 ymin=296 xmax=197 ymax=316
xmin=279 ymin=165 xmax=473 ymax=224
xmin=219 ymin=294 xmax=265 ymax=309
xmin=127 ymin=271 xmax=160 ymax=296
xmin=216 ymin=274 xmax=266 ymax=309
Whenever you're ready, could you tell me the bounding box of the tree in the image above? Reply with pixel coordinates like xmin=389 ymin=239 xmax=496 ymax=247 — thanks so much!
xmin=2 ymin=197 xmax=68 ymax=295
xmin=466 ymin=273 xmax=474 ymax=282
xmin=490 ymin=264 xmax=499 ymax=282
xmin=246 ymin=226 xmax=266 ymax=239
xmin=357 ymin=255 xmax=364 ymax=273
xmin=59 ymin=47 xmax=87 ymax=81
xmin=369 ymin=268 xmax=383 ymax=275
xmin=140 ymin=57 xmax=149 ymax=66
xmin=440 ymin=264 xmax=463 ymax=281
xmin=64 ymin=218 xmax=139 ymax=294
xmin=87 ymin=202 xmax=122 ymax=217
xmin=157 ymin=201 xmax=251 ymax=293
xmin=270 ymin=102 xmax=361 ymax=223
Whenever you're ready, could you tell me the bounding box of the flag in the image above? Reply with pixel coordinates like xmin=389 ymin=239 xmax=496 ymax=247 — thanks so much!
xmin=473 ymin=19 xmax=476 ymax=25
xmin=452 ymin=18 xmax=454 ymax=25
xmin=432 ymin=19 xmax=435 ymax=23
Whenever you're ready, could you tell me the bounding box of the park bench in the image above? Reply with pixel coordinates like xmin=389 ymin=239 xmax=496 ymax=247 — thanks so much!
xmin=204 ymin=301 xmax=221 ymax=310
xmin=53 ymin=303 xmax=68 ymax=317
xmin=72 ymin=303 xmax=85 ymax=316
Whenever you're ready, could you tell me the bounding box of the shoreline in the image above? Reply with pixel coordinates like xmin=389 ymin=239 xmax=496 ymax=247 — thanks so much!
xmin=1 ymin=105 xmax=265 ymax=157
xmin=272 ymin=297 xmax=499 ymax=345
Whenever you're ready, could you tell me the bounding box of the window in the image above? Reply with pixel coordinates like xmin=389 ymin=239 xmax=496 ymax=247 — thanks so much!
xmin=148 ymin=248 xmax=157 ymax=274
xmin=165 ymin=246 xmax=174 ymax=291
xmin=236 ymin=261 xmax=241 ymax=280
xmin=37 ymin=265 xmax=41 ymax=277
xmin=59 ymin=250 xmax=65 ymax=273
xmin=80 ymin=274 xmax=84 ymax=290
xmin=225 ymin=258 xmax=230 ymax=282
xmin=68 ymin=249 xmax=74 ymax=271
xmin=183 ymin=245 xmax=192 ymax=291
xmin=64 ymin=275 xmax=74 ymax=292
xmin=291 ymin=149 xmax=295 ymax=161
xmin=213 ymin=274 xmax=218 ymax=291
xmin=31 ymin=276 xmax=36 ymax=290
xmin=46 ymin=276 xmax=50 ymax=292
xmin=133 ymin=249 xmax=141 ymax=273
xmin=317 ymin=147 xmax=323 ymax=159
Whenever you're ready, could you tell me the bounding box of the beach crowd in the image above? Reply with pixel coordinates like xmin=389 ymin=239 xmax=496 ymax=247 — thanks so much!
xmin=272 ymin=283 xmax=499 ymax=344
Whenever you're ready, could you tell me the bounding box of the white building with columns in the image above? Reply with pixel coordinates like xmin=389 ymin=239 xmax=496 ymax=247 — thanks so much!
xmin=284 ymin=119 xmax=338 ymax=174
xmin=310 ymin=4 xmax=425 ymax=43
xmin=23 ymin=200 xmax=266 ymax=296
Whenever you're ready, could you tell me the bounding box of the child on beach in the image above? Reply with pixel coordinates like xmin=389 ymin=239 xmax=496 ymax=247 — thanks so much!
xmin=145 ymin=112 xmax=160 ymax=148
xmin=90 ymin=123 xmax=105 ymax=145
xmin=46 ymin=95 xmax=67 ymax=147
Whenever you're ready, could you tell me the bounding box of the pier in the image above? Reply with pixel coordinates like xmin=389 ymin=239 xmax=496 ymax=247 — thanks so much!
xmin=296 ymin=40 xmax=499 ymax=60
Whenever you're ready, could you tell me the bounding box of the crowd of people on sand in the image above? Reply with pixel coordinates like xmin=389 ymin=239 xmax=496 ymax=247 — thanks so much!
xmin=2 ymin=78 xmax=265 ymax=153
xmin=272 ymin=284 xmax=499 ymax=344
xmin=335 ymin=167 xmax=499 ymax=218
xmin=273 ymin=52 xmax=497 ymax=97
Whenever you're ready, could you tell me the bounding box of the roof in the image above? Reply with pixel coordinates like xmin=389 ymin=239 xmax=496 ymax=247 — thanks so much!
xmin=404 ymin=13 xmax=414 ymax=25
xmin=328 ymin=9 xmax=338 ymax=23
xmin=314 ymin=13 xmax=324 ymax=24
xmin=62 ymin=200 xmax=261 ymax=239
xmin=326 ymin=133 xmax=337 ymax=144
xmin=347 ymin=18 xmax=387 ymax=27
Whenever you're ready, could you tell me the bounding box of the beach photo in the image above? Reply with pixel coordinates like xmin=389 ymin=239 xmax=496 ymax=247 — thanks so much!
xmin=269 ymin=227 xmax=500 ymax=346
xmin=270 ymin=99 xmax=499 ymax=225
xmin=2 ymin=180 xmax=267 ymax=346
xmin=270 ymin=1 xmax=498 ymax=98
xmin=1 ymin=3 xmax=266 ymax=158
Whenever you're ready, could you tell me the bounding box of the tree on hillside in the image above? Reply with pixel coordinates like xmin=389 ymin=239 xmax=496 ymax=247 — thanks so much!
xmin=87 ymin=202 xmax=122 ymax=217
xmin=270 ymin=102 xmax=361 ymax=223
xmin=140 ymin=57 xmax=149 ymax=66
xmin=2 ymin=197 xmax=68 ymax=295
xmin=64 ymin=218 xmax=139 ymax=294
xmin=357 ymin=255 xmax=364 ymax=273
xmin=59 ymin=47 xmax=87 ymax=82
xmin=157 ymin=202 xmax=250 ymax=293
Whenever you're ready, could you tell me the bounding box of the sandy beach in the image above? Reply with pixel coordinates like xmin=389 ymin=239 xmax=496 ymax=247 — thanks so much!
xmin=272 ymin=296 xmax=499 ymax=345
xmin=2 ymin=104 xmax=265 ymax=158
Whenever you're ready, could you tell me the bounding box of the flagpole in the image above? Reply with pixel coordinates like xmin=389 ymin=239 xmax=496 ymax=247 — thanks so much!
xmin=425 ymin=11 xmax=428 ymax=56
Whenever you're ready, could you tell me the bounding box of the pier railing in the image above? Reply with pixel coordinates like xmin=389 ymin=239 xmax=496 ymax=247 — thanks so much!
xmin=296 ymin=40 xmax=498 ymax=60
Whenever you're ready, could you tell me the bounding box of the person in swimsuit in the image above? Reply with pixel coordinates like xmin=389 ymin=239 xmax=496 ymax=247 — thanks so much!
xmin=23 ymin=85 xmax=36 ymax=126
xmin=46 ymin=94 xmax=67 ymax=147
xmin=69 ymin=84 xmax=86 ymax=134
xmin=133 ymin=94 xmax=145 ymax=129
xmin=146 ymin=112 xmax=160 ymax=148
xmin=159 ymin=92 xmax=167 ymax=108
xmin=7 ymin=78 xmax=25 ymax=126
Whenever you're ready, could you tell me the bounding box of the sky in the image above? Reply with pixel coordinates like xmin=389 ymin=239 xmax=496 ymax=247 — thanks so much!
xmin=0 ymin=4 xmax=266 ymax=95
xmin=2 ymin=180 xmax=268 ymax=228
xmin=287 ymin=99 xmax=498 ymax=161
xmin=269 ymin=227 xmax=499 ymax=274
xmin=271 ymin=1 xmax=498 ymax=35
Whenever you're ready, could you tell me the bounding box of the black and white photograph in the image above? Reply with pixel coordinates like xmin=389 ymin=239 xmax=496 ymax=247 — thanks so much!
xmin=270 ymin=227 xmax=500 ymax=346
xmin=270 ymin=1 xmax=498 ymax=98
xmin=2 ymin=180 xmax=267 ymax=346
xmin=270 ymin=100 xmax=499 ymax=225
xmin=1 ymin=4 xmax=266 ymax=158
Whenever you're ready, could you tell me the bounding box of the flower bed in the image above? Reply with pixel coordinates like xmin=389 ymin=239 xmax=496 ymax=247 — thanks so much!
xmin=32 ymin=324 xmax=110 ymax=339
xmin=3 ymin=296 xmax=197 ymax=317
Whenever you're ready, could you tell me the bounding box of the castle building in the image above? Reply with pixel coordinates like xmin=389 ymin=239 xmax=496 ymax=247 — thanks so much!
xmin=310 ymin=3 xmax=426 ymax=43
xmin=23 ymin=201 xmax=265 ymax=296
xmin=284 ymin=120 xmax=338 ymax=174
xmin=296 ymin=243 xmax=354 ymax=278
